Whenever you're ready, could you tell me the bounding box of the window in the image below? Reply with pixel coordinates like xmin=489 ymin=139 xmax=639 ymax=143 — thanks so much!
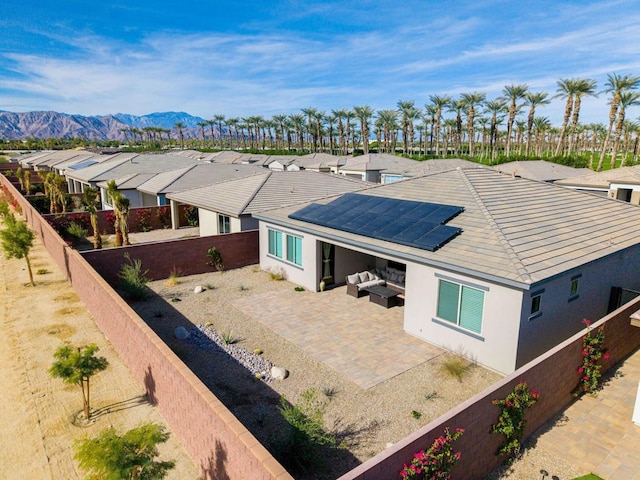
xmin=570 ymin=279 xmax=579 ymax=296
xmin=286 ymin=234 xmax=302 ymax=266
xmin=268 ymin=229 xmax=282 ymax=258
xmin=569 ymin=274 xmax=581 ymax=302
xmin=529 ymin=288 xmax=544 ymax=319
xmin=531 ymin=295 xmax=542 ymax=315
xmin=436 ymin=279 xmax=484 ymax=334
xmin=218 ymin=214 xmax=230 ymax=234
xmin=268 ymin=228 xmax=302 ymax=266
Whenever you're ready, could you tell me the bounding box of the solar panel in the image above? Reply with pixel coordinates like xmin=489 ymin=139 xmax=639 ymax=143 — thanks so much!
xmin=288 ymin=193 xmax=463 ymax=252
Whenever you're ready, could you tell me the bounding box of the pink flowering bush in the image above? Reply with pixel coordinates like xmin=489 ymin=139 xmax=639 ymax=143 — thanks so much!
xmin=573 ymin=319 xmax=608 ymax=397
xmin=491 ymin=381 xmax=539 ymax=457
xmin=399 ymin=427 xmax=464 ymax=479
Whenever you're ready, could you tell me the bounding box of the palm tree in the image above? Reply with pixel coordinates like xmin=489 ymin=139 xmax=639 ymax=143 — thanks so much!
xmin=301 ymin=107 xmax=319 ymax=152
xmin=501 ymin=84 xmax=528 ymax=157
xmin=428 ymin=95 xmax=452 ymax=157
xmin=446 ymin=98 xmax=466 ymax=156
xmin=354 ymin=105 xmax=374 ymax=155
xmin=197 ymin=121 xmax=207 ymax=148
xmin=82 ymin=187 xmax=102 ymax=249
xmin=272 ymin=114 xmax=287 ymax=151
xmin=397 ymin=100 xmax=418 ymax=155
xmin=332 ymin=109 xmax=347 ymax=155
xmin=377 ymin=110 xmax=399 ymax=153
xmin=174 ymin=122 xmax=185 ymax=150
xmin=206 ymin=119 xmax=216 ymax=148
xmin=213 ymin=114 xmax=226 ymax=148
xmin=568 ymin=79 xmax=597 ymax=155
xmin=106 ymin=180 xmax=130 ymax=247
xmin=289 ymin=113 xmax=306 ymax=151
xmin=460 ymin=92 xmax=486 ymax=157
xmin=597 ymin=73 xmax=640 ymax=170
xmin=611 ymin=91 xmax=640 ymax=167
xmin=225 ymin=117 xmax=239 ymax=149
xmin=523 ymin=92 xmax=550 ymax=156
xmin=554 ymin=78 xmax=580 ymax=156
xmin=484 ymin=99 xmax=508 ymax=163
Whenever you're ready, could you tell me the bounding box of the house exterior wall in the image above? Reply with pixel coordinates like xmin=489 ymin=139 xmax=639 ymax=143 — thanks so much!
xmin=404 ymin=265 xmax=523 ymax=374
xmin=515 ymin=245 xmax=640 ymax=368
xmin=260 ymin=222 xmax=317 ymax=289
xmin=199 ymin=209 xmax=249 ymax=236
xmin=198 ymin=208 xmax=217 ymax=236
xmin=609 ymin=182 xmax=640 ymax=205
xmin=141 ymin=192 xmax=157 ymax=207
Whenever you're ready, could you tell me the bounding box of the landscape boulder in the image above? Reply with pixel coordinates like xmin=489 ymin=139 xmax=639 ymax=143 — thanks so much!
xmin=270 ymin=366 xmax=289 ymax=380
xmin=194 ymin=285 xmax=204 ymax=294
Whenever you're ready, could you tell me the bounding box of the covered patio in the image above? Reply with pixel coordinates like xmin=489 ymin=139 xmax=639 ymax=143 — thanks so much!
xmin=232 ymin=284 xmax=442 ymax=389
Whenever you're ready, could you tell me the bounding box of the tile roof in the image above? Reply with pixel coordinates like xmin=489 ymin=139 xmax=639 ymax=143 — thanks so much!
xmin=167 ymin=170 xmax=369 ymax=217
xmin=137 ymin=163 xmax=264 ymax=194
xmin=96 ymin=173 xmax=157 ymax=190
xmin=492 ymin=160 xmax=592 ymax=182
xmin=555 ymin=165 xmax=640 ymax=189
xmin=65 ymin=153 xmax=199 ymax=182
xmin=338 ymin=153 xmax=418 ymax=172
xmin=256 ymin=167 xmax=640 ymax=288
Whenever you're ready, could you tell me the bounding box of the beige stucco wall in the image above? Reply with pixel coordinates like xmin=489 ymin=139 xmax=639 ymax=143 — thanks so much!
xmin=404 ymin=265 xmax=523 ymax=374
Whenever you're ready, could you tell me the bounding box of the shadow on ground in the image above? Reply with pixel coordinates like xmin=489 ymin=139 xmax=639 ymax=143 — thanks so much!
xmin=131 ymin=289 xmax=365 ymax=480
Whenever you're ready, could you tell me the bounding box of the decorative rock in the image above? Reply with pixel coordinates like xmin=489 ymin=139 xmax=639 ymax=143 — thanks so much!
xmin=174 ymin=326 xmax=191 ymax=340
xmin=386 ymin=442 xmax=394 ymax=448
xmin=194 ymin=285 xmax=204 ymax=294
xmin=270 ymin=366 xmax=289 ymax=381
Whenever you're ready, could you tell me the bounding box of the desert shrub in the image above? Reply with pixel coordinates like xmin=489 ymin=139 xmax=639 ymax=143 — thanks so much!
xmin=118 ymin=253 xmax=150 ymax=300
xmin=277 ymin=389 xmax=339 ymax=473
xmin=440 ymin=355 xmax=470 ymax=381
xmin=269 ymin=267 xmax=287 ymax=281
xmin=67 ymin=222 xmax=88 ymax=239
xmin=205 ymin=246 xmax=224 ymax=271
xmin=184 ymin=205 xmax=199 ymax=226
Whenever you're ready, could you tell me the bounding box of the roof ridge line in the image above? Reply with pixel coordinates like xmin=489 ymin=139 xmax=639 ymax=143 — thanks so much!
xmin=237 ymin=171 xmax=272 ymax=214
xmin=458 ymin=169 xmax=533 ymax=284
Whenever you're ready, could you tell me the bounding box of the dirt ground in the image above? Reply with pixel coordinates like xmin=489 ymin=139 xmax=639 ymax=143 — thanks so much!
xmin=0 ymin=221 xmax=200 ymax=479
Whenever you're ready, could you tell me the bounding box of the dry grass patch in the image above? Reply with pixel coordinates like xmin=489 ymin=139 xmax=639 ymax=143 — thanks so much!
xmin=440 ymin=355 xmax=471 ymax=381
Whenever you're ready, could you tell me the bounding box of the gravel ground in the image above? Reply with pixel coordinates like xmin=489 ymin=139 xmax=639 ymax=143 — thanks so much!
xmin=131 ymin=266 xmax=501 ymax=480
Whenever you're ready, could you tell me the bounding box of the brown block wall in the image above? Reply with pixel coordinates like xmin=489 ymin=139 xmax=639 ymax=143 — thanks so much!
xmin=340 ymin=298 xmax=640 ymax=480
xmin=81 ymin=230 xmax=259 ymax=285
xmin=0 ymin=174 xmax=292 ymax=480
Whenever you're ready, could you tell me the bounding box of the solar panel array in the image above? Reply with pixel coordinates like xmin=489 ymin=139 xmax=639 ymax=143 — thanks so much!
xmin=288 ymin=193 xmax=464 ymax=252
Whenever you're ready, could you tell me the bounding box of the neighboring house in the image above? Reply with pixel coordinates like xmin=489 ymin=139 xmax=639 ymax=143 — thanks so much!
xmin=332 ymin=153 xmax=421 ymax=183
xmin=96 ymin=173 xmax=157 ymax=210
xmin=492 ymin=160 xmax=591 ymax=182
xmin=255 ymin=167 xmax=640 ymax=374
xmin=19 ymin=150 xmax=95 ymax=172
xmin=555 ymin=165 xmax=640 ymax=204
xmin=276 ymin=153 xmax=339 ymax=173
xmin=63 ymin=153 xmax=198 ymax=196
xmin=135 ymin=163 xmax=264 ymax=207
xmin=166 ymin=170 xmax=369 ymax=236
xmin=381 ymin=158 xmax=480 ymax=184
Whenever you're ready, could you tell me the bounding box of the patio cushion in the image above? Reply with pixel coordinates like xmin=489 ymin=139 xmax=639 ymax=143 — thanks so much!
xmin=366 ymin=271 xmax=376 ymax=281
xmin=347 ymin=273 xmax=359 ymax=284
xmin=358 ymin=279 xmax=385 ymax=290
xmin=397 ymin=274 xmax=405 ymax=284
xmin=358 ymin=271 xmax=369 ymax=283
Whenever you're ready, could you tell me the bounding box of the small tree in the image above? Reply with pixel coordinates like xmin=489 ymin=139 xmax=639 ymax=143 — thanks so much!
xmin=49 ymin=343 xmax=109 ymax=420
xmin=82 ymin=186 xmax=102 ymax=249
xmin=0 ymin=213 xmax=35 ymax=286
xmin=74 ymin=423 xmax=175 ymax=479
xmin=205 ymin=246 xmax=224 ymax=271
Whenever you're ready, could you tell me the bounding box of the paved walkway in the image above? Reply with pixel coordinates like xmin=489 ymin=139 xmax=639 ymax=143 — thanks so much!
xmin=534 ymin=347 xmax=640 ymax=479
xmin=233 ymin=286 xmax=444 ymax=389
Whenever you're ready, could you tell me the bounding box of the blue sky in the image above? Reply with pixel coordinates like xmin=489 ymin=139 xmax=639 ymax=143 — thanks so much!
xmin=1 ymin=0 xmax=639 ymax=125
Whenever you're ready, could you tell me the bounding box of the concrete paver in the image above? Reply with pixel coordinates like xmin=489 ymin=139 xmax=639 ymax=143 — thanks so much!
xmin=533 ymin=347 xmax=640 ymax=480
xmin=233 ymin=286 xmax=444 ymax=389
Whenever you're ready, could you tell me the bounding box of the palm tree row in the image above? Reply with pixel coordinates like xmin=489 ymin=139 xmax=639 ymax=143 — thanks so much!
xmin=117 ymin=73 xmax=640 ymax=169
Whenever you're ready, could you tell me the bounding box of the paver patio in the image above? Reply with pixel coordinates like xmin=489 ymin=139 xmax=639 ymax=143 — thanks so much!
xmin=532 ymin=346 xmax=640 ymax=479
xmin=232 ymin=286 xmax=444 ymax=388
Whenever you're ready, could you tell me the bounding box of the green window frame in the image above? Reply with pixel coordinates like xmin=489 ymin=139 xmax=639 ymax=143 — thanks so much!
xmin=436 ymin=279 xmax=484 ymax=334
xmin=268 ymin=229 xmax=282 ymax=258
xmin=286 ymin=234 xmax=302 ymax=266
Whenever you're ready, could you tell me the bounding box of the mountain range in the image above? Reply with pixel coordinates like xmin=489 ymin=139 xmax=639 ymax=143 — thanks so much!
xmin=0 ymin=110 xmax=208 ymax=140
